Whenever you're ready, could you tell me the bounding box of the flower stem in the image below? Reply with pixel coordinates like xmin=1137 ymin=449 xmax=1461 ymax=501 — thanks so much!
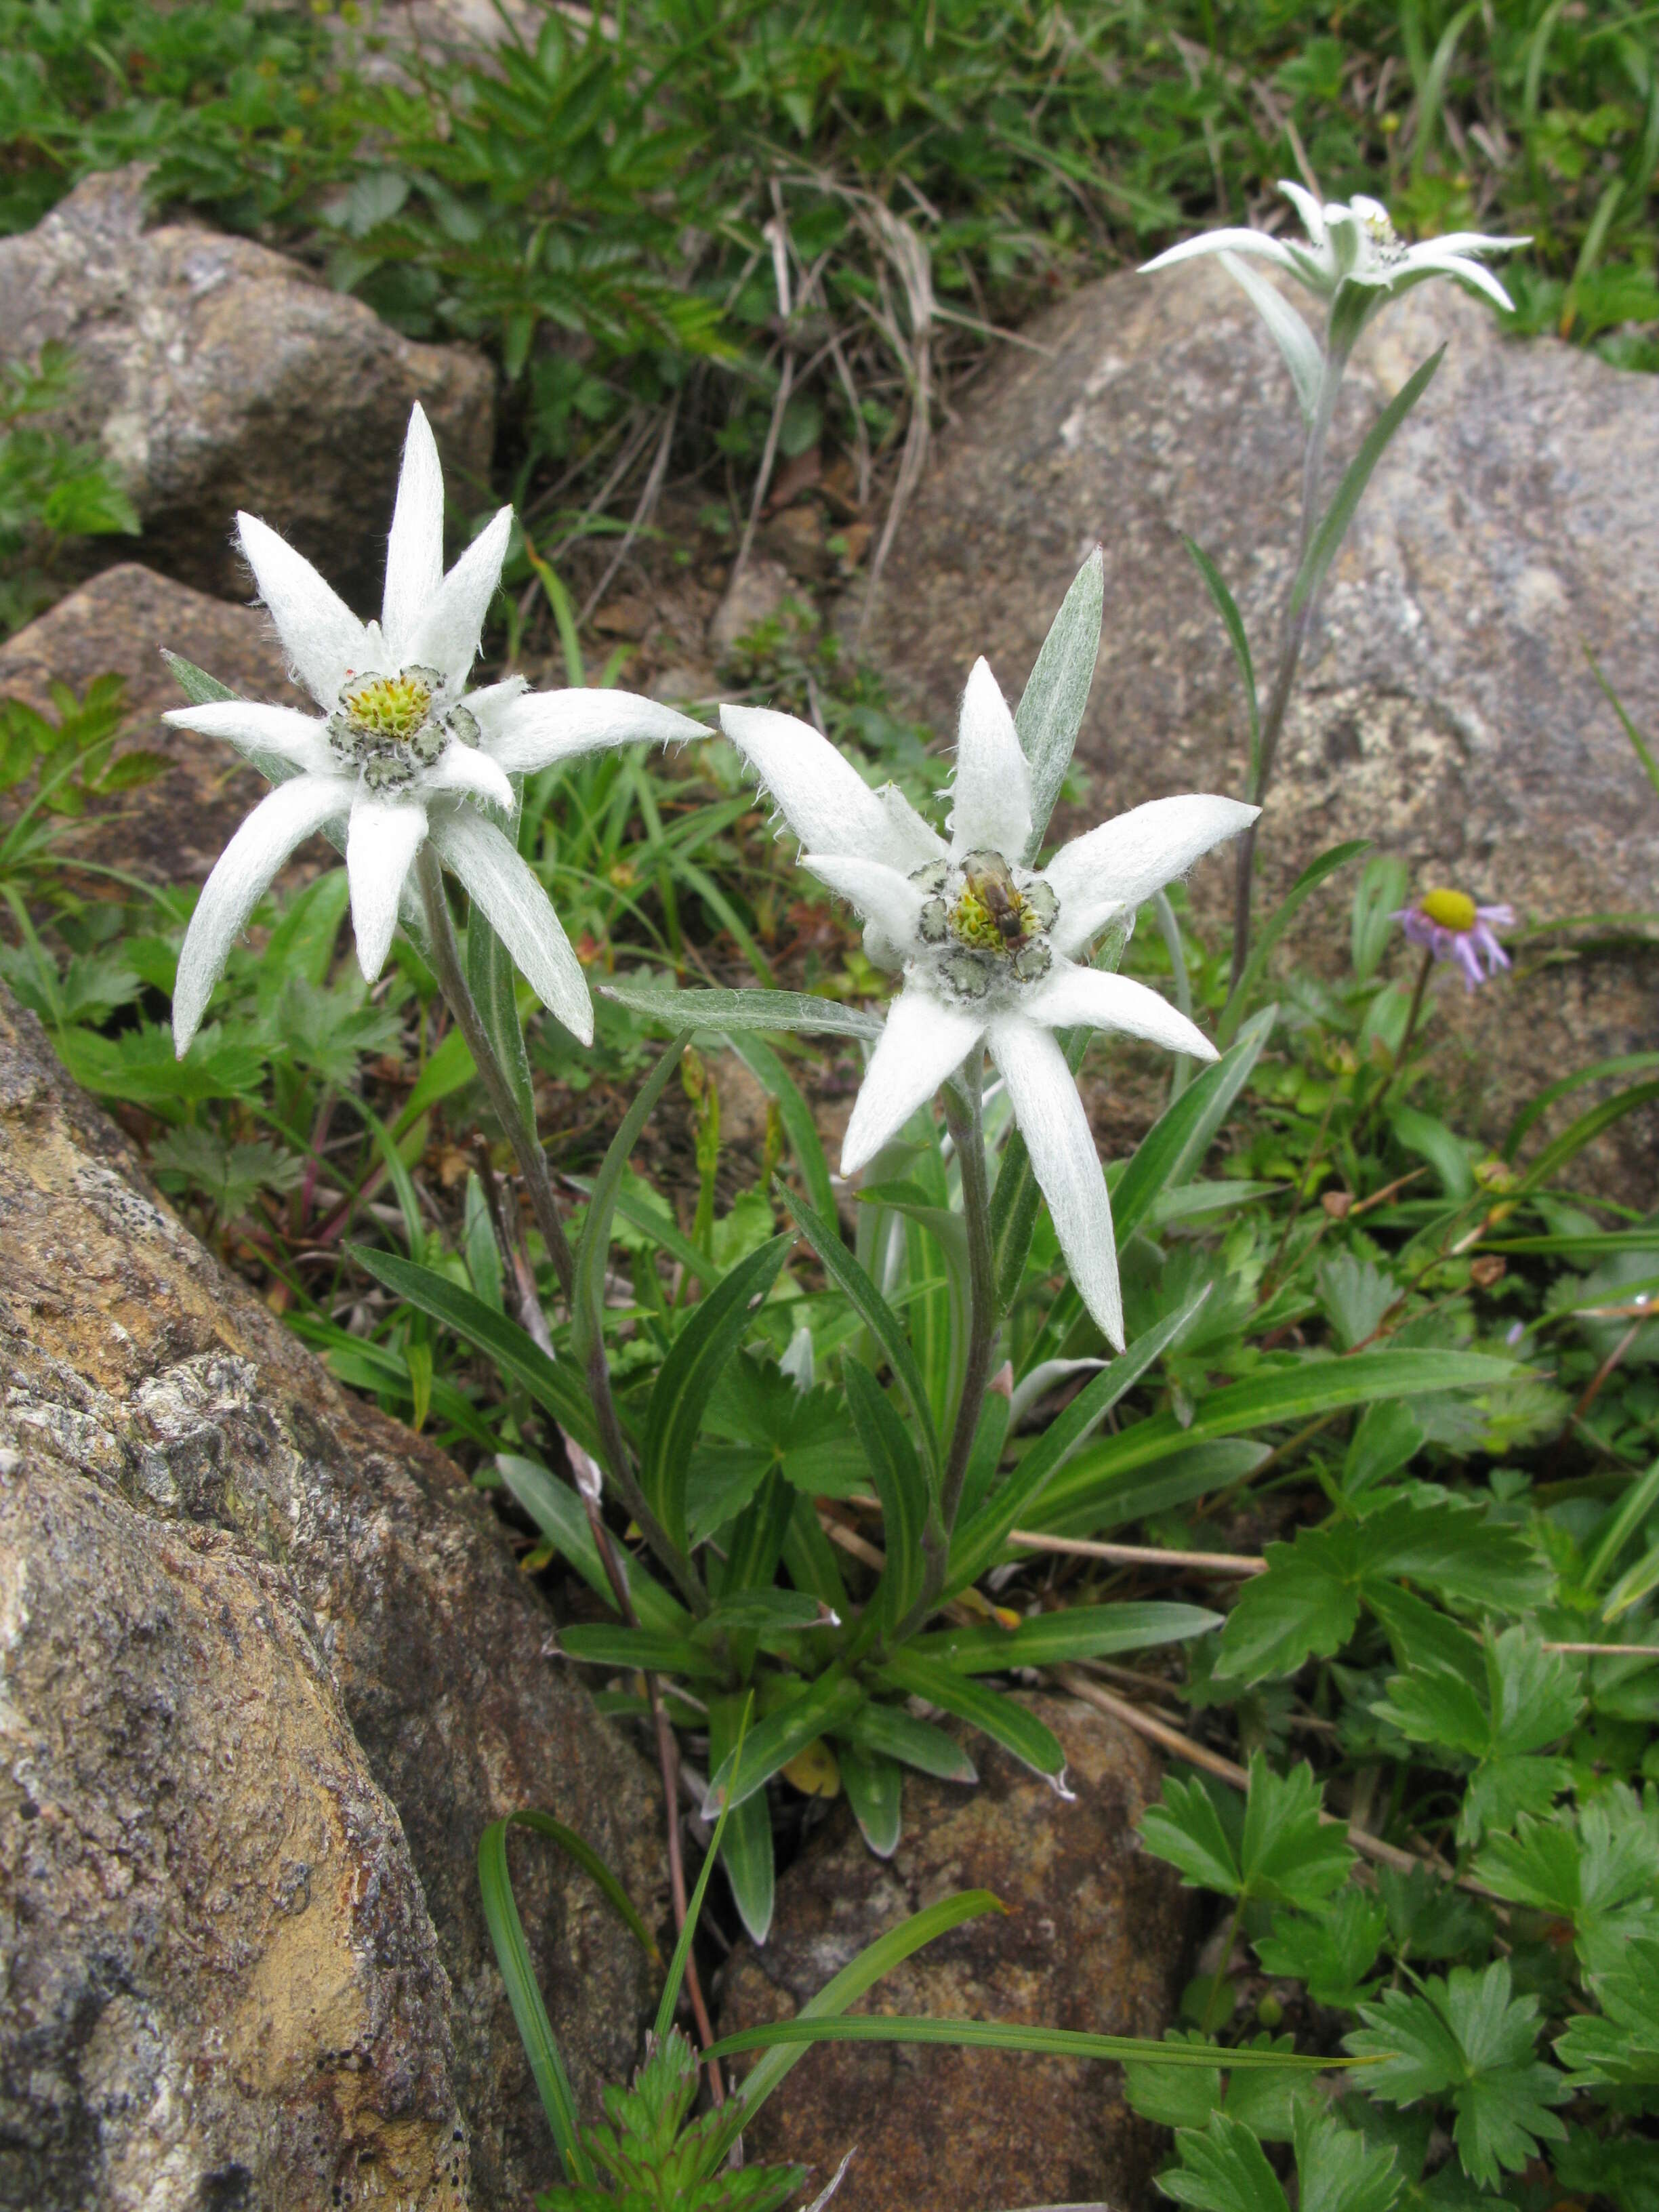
xmin=890 ymin=1060 xmax=1000 ymax=1644
xmin=1394 ymin=943 xmax=1437 ymax=1075
xmin=1229 ymin=345 xmax=1347 ymax=991
xmin=413 ymin=847 xmax=706 ymax=1614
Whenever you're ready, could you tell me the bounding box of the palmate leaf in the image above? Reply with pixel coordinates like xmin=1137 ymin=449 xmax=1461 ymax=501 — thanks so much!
xmin=1347 ymin=1962 xmax=1569 ymax=2190
xmin=1125 ymin=2031 xmax=1317 ymax=2142
xmin=1166 ymin=2109 xmax=1401 ymax=2212
xmin=1254 ymin=1888 xmax=1389 ymax=2009
xmin=1140 ymin=1753 xmax=1354 ymax=1908
xmin=1215 ymin=1495 xmax=1550 ymax=1685
xmin=1374 ymin=1627 xmax=1584 ymax=1845
xmin=1475 ymin=1788 xmax=1659 ymax=1973
xmin=1556 ymin=1936 xmax=1659 ymax=2088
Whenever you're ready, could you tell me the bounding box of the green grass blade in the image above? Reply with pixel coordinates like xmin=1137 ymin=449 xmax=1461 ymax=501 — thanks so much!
xmin=840 ymin=1742 xmax=904 ymax=1857
xmin=1586 ymin=645 xmax=1659 ymax=802
xmin=1113 ymin=1010 xmax=1275 ymax=1242
xmin=1517 ymin=1080 xmax=1659 ymax=1191
xmin=708 ymin=2015 xmax=1347 ymax=2067
xmin=703 ymin=1889 xmax=1006 ymax=2167
xmin=478 ymin=1817 xmax=594 ymax=2182
xmin=839 ymin=1702 xmax=978 ymax=1782
xmin=1503 ymin=1052 xmax=1659 ymax=1160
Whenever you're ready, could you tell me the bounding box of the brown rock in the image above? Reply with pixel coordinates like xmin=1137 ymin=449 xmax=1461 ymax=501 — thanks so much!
xmin=869 ymin=262 xmax=1659 ymax=1186
xmin=0 ymin=981 xmax=666 ymax=2207
xmin=716 ymin=1692 xmax=1188 ymax=2212
xmin=710 ymin=554 xmax=798 ymax=663
xmin=0 ymin=562 xmax=310 ymax=887
xmin=1 ymin=1446 xmax=468 ymax=2211
xmin=0 ymin=169 xmax=495 ymax=602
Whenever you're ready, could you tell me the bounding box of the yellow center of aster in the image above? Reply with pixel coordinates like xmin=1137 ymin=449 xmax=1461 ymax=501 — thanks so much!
xmin=1421 ymin=888 xmax=1477 ymax=933
xmin=340 ymin=670 xmax=434 ymax=741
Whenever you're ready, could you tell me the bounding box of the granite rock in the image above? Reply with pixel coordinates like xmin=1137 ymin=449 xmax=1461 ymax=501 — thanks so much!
xmin=716 ymin=1692 xmax=1188 ymax=2212
xmin=869 ymin=262 xmax=1659 ymax=1185
xmin=0 ymin=981 xmax=665 ymax=2207
xmin=0 ymin=562 xmax=312 ymax=887
xmin=0 ymin=169 xmax=495 ymax=602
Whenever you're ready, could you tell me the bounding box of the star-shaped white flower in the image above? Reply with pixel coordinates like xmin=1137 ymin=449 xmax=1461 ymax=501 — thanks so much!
xmin=165 ymin=403 xmax=698 ymax=1054
xmin=721 ymin=664 xmax=1256 ymax=1348
xmin=1142 ymin=179 xmax=1526 ymax=321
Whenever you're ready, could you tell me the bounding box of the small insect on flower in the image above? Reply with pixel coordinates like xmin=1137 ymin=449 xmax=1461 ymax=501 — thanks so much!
xmin=1393 ymin=886 xmax=1515 ymax=991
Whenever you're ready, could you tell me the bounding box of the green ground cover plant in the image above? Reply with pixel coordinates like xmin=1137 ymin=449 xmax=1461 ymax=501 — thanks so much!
xmin=3 ymin=3 xmax=1658 ymax=2206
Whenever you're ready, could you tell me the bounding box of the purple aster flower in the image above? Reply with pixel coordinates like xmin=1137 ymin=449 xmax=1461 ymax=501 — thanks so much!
xmin=1393 ymin=888 xmax=1515 ymax=991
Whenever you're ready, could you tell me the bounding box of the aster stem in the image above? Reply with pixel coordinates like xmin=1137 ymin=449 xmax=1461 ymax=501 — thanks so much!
xmin=1394 ymin=943 xmax=1437 ymax=1076
xmin=414 ymin=846 xmax=706 ymax=1615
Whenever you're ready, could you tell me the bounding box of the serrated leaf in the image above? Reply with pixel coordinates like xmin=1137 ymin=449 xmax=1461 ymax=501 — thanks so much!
xmin=1141 ymin=1755 xmax=1352 ymax=1908
xmin=1347 ymin=1962 xmax=1569 ymax=2189
xmin=1255 ymin=1888 xmax=1387 ymax=2007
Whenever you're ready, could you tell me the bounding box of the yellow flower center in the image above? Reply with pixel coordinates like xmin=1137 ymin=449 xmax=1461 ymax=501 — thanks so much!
xmin=1420 ymin=888 xmax=1477 ymax=933
xmin=340 ymin=670 xmax=434 ymax=741
xmin=949 ymin=881 xmax=1017 ymax=952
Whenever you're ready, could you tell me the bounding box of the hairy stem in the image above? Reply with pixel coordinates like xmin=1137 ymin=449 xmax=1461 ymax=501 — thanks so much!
xmin=414 ymin=848 xmax=706 ymax=1614
xmin=891 ymin=1061 xmax=999 ymax=1643
xmin=1229 ymin=346 xmax=1347 ymax=991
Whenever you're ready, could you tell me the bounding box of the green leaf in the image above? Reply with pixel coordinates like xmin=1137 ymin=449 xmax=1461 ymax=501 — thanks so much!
xmin=1255 ymin=1889 xmax=1388 ymax=2007
xmin=1221 ymin=253 xmax=1325 ymax=428
xmin=571 ymin=1034 xmax=690 ymax=1368
xmin=639 ymin=1234 xmax=790 ymax=1553
xmin=839 ymin=1742 xmax=904 ymax=1858
xmin=600 ymin=979 xmax=882 ymax=1039
xmin=1037 ymin=1353 xmax=1518 ymax=1542
xmin=478 ymin=1808 xmax=665 ymax=2184
xmin=710 ymin=1697 xmax=775 ymax=1946
xmin=1115 ymin=1006 xmax=1277 ymax=1229
xmin=872 ymin=1653 xmax=1066 ymax=1780
xmin=1017 ymin=546 xmax=1104 ymax=856
xmin=1556 ymin=1935 xmax=1659 ymax=2087
xmin=1374 ymin=1628 xmax=1583 ymax=1845
xmin=1347 ymin=1962 xmax=1569 ymax=2189
xmin=843 ymin=1356 xmax=927 ymax=1635
xmin=782 ymin=1186 xmax=942 ymax=1490
xmin=724 ymin=1031 xmax=836 ymax=1222
xmin=349 ymin=1245 xmax=602 ymax=1452
xmin=838 ymin=1702 xmax=977 ymax=1784
xmin=947 ymin=1284 xmax=1212 ymax=1593
xmin=708 ymin=2015 xmax=1330 ymax=2069
xmin=1125 ymin=2030 xmax=1314 ymax=2142
xmin=1220 ymin=845 xmax=1370 ymax=1046
xmin=907 ymin=1601 xmax=1219 ymax=1675
xmin=560 ymin=1624 xmax=724 ymax=1676
xmin=1183 ymin=537 xmax=1261 ymax=784
xmin=1162 ymin=2110 xmax=1288 ymax=2212
xmin=1140 ymin=1755 xmax=1354 ymax=1907
xmin=1216 ymin=1494 xmax=1549 ymax=1685
xmin=1475 ymin=1790 xmax=1659 ymax=1971
xmin=467 ymin=907 xmax=537 ymax=1139
xmin=1290 ymin=350 xmax=1443 ymax=619
xmin=702 ymin=1671 xmax=864 ymax=1816
xmin=496 ymin=1454 xmax=688 ymax=1635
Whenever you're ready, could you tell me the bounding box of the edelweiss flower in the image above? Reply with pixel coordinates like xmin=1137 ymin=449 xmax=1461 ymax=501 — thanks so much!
xmin=1141 ymin=180 xmax=1526 ymax=321
xmin=721 ymin=665 xmax=1256 ymax=1347
xmin=1394 ymin=887 xmax=1514 ymax=991
xmin=165 ymin=404 xmax=697 ymax=1054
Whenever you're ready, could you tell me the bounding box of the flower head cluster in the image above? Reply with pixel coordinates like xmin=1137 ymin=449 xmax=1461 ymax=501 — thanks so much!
xmin=1395 ymin=887 xmax=1515 ymax=991
xmin=721 ymin=662 xmax=1256 ymax=1347
xmin=165 ymin=405 xmax=696 ymax=1054
xmin=1142 ymin=180 xmax=1527 ymax=323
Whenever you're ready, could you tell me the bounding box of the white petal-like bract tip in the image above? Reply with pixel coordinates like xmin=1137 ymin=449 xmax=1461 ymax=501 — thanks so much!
xmin=840 ymin=988 xmax=984 ymax=1176
xmin=949 ymin=656 xmax=1031 ymax=861
xmin=348 ymin=794 xmax=428 ymax=981
xmin=234 ymin=511 xmax=369 ymax=711
xmin=382 ymin=406 xmax=447 ymax=663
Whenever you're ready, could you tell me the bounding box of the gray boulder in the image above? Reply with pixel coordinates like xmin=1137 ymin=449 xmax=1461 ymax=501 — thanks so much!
xmin=0 ymin=169 xmax=495 ymax=602
xmin=0 ymin=982 xmax=665 ymax=2209
xmin=870 ymin=262 xmax=1659 ymax=1178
